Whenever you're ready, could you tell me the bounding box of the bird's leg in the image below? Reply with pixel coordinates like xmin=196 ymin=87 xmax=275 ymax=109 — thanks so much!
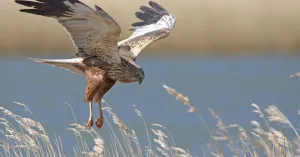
xmin=95 ymin=102 xmax=104 ymax=129
xmin=87 ymin=102 xmax=93 ymax=129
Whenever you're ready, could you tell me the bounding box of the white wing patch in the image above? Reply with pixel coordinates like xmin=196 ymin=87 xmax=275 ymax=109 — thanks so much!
xmin=118 ymin=14 xmax=176 ymax=59
xmin=30 ymin=58 xmax=84 ymax=74
xmin=117 ymin=1 xmax=176 ymax=60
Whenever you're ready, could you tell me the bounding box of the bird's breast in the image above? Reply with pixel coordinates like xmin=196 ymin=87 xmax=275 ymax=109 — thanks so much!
xmin=84 ymin=67 xmax=106 ymax=80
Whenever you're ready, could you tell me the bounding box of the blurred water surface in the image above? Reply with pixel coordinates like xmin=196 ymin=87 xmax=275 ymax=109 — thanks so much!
xmin=0 ymin=54 xmax=300 ymax=155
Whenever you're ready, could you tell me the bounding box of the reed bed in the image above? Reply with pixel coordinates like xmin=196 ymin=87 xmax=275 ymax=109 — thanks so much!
xmin=0 ymin=85 xmax=298 ymax=157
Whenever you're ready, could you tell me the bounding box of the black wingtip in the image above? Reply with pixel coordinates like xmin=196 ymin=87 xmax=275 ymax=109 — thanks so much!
xmin=148 ymin=1 xmax=156 ymax=6
xmin=16 ymin=0 xmax=43 ymax=8
xmin=131 ymin=21 xmax=145 ymax=27
xmin=15 ymin=0 xmax=26 ymax=5
xmin=19 ymin=9 xmax=46 ymax=16
xmin=16 ymin=0 xmax=74 ymax=18
xmin=19 ymin=9 xmax=29 ymax=13
xmin=140 ymin=6 xmax=161 ymax=16
xmin=135 ymin=11 xmax=152 ymax=21
xmin=149 ymin=1 xmax=168 ymax=14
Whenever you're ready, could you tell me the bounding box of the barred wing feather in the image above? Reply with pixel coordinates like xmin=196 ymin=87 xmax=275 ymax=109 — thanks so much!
xmin=16 ymin=0 xmax=121 ymax=64
xmin=118 ymin=1 xmax=176 ymax=60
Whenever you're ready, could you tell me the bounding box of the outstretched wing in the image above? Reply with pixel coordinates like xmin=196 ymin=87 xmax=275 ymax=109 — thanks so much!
xmin=16 ymin=0 xmax=121 ymax=64
xmin=118 ymin=1 xmax=176 ymax=60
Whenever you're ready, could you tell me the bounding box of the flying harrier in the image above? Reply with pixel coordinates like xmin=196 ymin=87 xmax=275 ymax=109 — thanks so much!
xmin=15 ymin=0 xmax=176 ymax=129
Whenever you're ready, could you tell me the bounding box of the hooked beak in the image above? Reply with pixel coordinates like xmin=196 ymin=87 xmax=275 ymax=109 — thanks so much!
xmin=137 ymin=75 xmax=144 ymax=85
xmin=138 ymin=78 xmax=143 ymax=85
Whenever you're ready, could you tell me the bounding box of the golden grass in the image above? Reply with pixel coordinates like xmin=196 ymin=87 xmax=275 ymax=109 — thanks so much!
xmin=163 ymin=84 xmax=300 ymax=157
xmin=0 ymin=85 xmax=299 ymax=156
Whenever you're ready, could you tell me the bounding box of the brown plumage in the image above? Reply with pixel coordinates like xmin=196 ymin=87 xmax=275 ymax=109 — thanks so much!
xmin=85 ymin=70 xmax=116 ymax=128
xmin=85 ymin=70 xmax=116 ymax=103
xmin=15 ymin=0 xmax=176 ymax=129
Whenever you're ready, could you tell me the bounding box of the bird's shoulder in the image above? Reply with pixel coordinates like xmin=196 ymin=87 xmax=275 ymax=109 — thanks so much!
xmin=120 ymin=56 xmax=140 ymax=68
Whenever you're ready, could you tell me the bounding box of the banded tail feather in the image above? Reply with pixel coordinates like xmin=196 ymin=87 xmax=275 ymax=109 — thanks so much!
xmin=29 ymin=58 xmax=84 ymax=74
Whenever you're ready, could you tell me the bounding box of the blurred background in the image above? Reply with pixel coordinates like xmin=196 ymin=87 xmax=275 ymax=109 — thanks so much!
xmin=3 ymin=0 xmax=300 ymax=56
xmin=1 ymin=0 xmax=300 ymax=156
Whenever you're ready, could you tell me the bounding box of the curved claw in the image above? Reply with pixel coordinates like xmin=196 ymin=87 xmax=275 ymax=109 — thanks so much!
xmin=95 ymin=117 xmax=104 ymax=129
xmin=87 ymin=118 xmax=93 ymax=130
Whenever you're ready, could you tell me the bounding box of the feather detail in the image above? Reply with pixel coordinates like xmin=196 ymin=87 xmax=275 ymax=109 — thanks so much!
xmin=118 ymin=1 xmax=176 ymax=60
xmin=29 ymin=58 xmax=84 ymax=74
xmin=16 ymin=0 xmax=121 ymax=64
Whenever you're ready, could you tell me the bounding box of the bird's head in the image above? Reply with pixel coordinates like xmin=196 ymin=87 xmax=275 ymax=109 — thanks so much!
xmin=135 ymin=68 xmax=145 ymax=85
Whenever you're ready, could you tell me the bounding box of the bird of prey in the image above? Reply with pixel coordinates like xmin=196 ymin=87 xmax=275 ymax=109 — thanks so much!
xmin=15 ymin=0 xmax=176 ymax=129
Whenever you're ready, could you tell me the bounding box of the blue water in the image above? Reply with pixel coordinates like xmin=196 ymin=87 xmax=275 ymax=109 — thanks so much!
xmin=0 ymin=54 xmax=300 ymax=155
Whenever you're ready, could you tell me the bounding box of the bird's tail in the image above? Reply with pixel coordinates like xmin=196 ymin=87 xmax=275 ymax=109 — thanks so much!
xmin=29 ymin=58 xmax=84 ymax=74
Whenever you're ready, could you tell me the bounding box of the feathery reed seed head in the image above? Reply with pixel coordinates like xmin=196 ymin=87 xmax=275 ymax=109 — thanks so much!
xmin=163 ymin=84 xmax=196 ymax=112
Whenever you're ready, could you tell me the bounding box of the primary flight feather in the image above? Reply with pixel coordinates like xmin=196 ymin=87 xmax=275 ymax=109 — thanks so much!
xmin=15 ymin=0 xmax=176 ymax=129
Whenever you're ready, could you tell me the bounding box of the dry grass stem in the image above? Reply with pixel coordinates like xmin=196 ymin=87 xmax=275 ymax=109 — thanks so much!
xmin=265 ymin=105 xmax=300 ymax=140
xmin=163 ymin=84 xmax=196 ymax=113
xmin=0 ymin=90 xmax=299 ymax=157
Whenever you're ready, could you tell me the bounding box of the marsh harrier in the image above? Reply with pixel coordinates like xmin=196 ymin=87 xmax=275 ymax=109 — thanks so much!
xmin=15 ymin=0 xmax=176 ymax=129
